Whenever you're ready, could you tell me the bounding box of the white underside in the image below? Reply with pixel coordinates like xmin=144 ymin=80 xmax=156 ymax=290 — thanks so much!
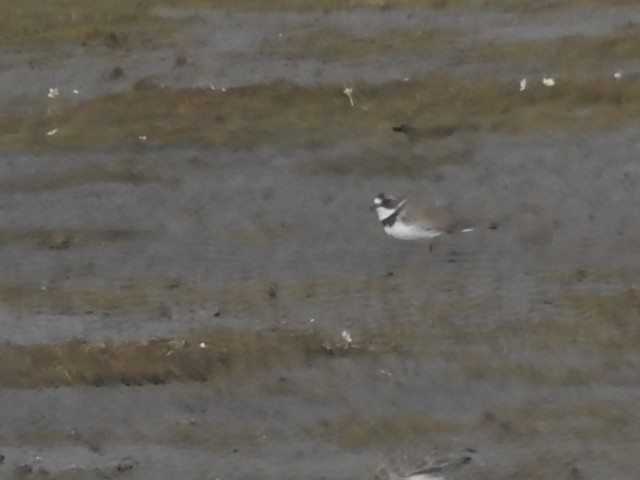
xmin=384 ymin=221 xmax=443 ymax=240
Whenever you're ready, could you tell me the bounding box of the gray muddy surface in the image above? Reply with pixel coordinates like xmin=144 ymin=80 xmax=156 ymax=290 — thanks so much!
xmin=1 ymin=4 xmax=640 ymax=480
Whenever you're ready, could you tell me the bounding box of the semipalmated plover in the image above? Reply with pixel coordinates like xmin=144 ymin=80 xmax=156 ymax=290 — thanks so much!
xmin=372 ymin=193 xmax=473 ymax=244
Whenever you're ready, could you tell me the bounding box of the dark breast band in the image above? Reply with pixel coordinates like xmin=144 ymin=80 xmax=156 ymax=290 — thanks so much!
xmin=381 ymin=206 xmax=403 ymax=227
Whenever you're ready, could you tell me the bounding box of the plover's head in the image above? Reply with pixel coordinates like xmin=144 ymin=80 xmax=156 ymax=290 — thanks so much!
xmin=373 ymin=192 xmax=400 ymax=208
xmin=373 ymin=193 xmax=405 ymax=221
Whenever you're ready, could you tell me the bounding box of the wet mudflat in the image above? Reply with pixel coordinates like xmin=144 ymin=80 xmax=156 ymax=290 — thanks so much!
xmin=1 ymin=1 xmax=640 ymax=479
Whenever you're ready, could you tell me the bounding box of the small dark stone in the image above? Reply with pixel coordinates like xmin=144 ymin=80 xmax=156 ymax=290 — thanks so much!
xmin=49 ymin=238 xmax=71 ymax=250
xmin=574 ymin=268 xmax=588 ymax=282
xmin=268 ymin=285 xmax=278 ymax=299
xmin=175 ymin=55 xmax=187 ymax=67
xmin=104 ymin=31 xmax=121 ymax=48
xmin=149 ymin=376 xmax=166 ymax=385
xmin=116 ymin=457 xmax=136 ymax=472
xmin=108 ymin=66 xmax=125 ymax=81
xmin=392 ymin=123 xmax=413 ymax=134
xmin=482 ymin=411 xmax=496 ymax=423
